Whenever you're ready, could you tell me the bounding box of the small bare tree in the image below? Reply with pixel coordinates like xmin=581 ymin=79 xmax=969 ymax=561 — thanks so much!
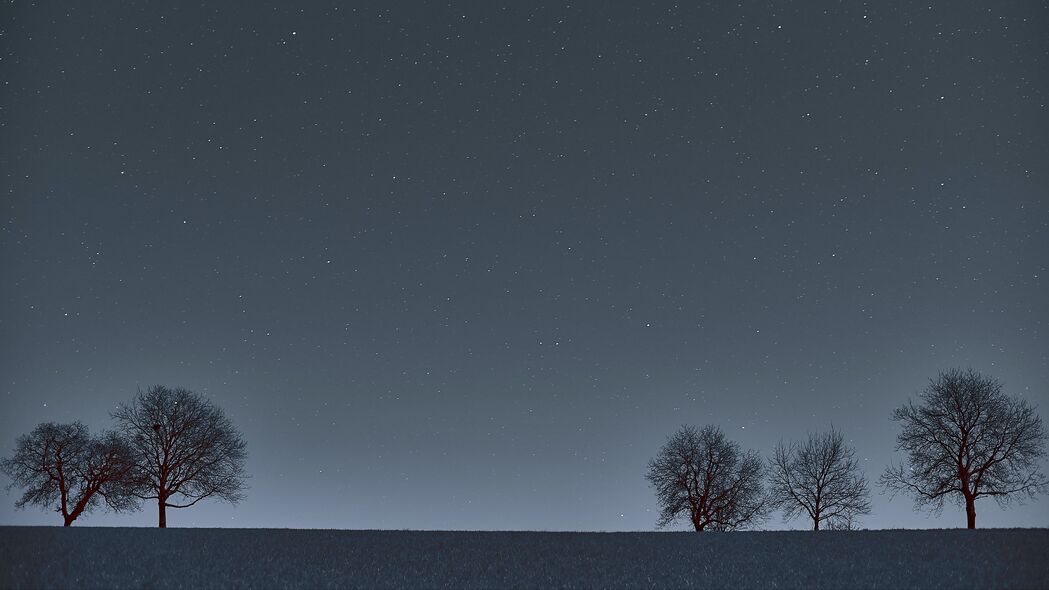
xmin=0 ymin=422 xmax=138 ymax=526
xmin=881 ymin=368 xmax=1048 ymax=529
xmin=767 ymin=428 xmax=871 ymax=530
xmin=646 ymin=424 xmax=767 ymax=531
xmin=113 ymin=386 xmax=247 ymax=527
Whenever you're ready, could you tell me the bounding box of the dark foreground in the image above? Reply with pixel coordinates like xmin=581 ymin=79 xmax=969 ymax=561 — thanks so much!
xmin=1 ymin=527 xmax=1047 ymax=589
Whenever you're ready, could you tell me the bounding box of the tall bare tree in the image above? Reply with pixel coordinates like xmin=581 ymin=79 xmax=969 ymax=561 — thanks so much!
xmin=881 ymin=368 xmax=1047 ymax=529
xmin=767 ymin=427 xmax=871 ymax=530
xmin=646 ymin=424 xmax=767 ymax=531
xmin=113 ymin=386 xmax=247 ymax=527
xmin=0 ymin=422 xmax=138 ymax=526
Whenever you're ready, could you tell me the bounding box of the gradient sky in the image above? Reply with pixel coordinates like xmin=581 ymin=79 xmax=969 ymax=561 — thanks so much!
xmin=2 ymin=2 xmax=1047 ymax=531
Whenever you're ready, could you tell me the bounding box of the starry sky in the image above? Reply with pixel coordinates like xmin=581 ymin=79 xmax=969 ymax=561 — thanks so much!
xmin=2 ymin=2 xmax=1047 ymax=531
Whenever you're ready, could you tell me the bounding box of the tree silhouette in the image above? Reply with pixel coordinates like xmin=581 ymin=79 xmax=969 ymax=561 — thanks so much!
xmin=0 ymin=422 xmax=138 ymax=526
xmin=881 ymin=368 xmax=1048 ymax=528
xmin=767 ymin=427 xmax=871 ymax=530
xmin=646 ymin=424 xmax=767 ymax=531
xmin=113 ymin=386 xmax=247 ymax=528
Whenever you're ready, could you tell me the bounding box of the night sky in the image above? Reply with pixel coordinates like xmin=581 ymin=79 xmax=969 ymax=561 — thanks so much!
xmin=2 ymin=2 xmax=1047 ymax=531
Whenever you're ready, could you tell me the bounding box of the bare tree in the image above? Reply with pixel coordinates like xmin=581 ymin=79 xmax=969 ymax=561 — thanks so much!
xmin=113 ymin=386 xmax=247 ymax=528
xmin=767 ymin=427 xmax=871 ymax=530
xmin=0 ymin=422 xmax=138 ymax=526
xmin=881 ymin=368 xmax=1048 ymax=529
xmin=646 ymin=424 xmax=767 ymax=531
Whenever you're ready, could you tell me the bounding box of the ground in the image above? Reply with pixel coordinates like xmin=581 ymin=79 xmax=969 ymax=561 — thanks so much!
xmin=1 ymin=527 xmax=1046 ymax=589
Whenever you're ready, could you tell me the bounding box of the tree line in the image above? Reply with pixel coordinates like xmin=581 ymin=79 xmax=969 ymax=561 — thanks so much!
xmin=647 ymin=369 xmax=1047 ymax=530
xmin=2 ymin=369 xmax=1045 ymax=530
xmin=0 ymin=385 xmax=247 ymax=527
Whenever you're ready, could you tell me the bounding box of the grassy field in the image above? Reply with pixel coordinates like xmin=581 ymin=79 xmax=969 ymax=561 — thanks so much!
xmin=1 ymin=526 xmax=1046 ymax=589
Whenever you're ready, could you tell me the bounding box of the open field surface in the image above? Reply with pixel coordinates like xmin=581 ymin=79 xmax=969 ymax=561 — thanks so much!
xmin=1 ymin=526 xmax=1046 ymax=589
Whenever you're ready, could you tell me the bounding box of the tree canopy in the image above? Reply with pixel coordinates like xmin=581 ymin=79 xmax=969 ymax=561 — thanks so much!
xmin=881 ymin=368 xmax=1047 ymax=528
xmin=646 ymin=424 xmax=767 ymax=531
xmin=113 ymin=385 xmax=248 ymax=527
xmin=0 ymin=422 xmax=138 ymax=526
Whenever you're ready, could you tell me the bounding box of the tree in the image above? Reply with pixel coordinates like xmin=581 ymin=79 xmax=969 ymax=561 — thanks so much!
xmin=881 ymin=368 xmax=1048 ymax=529
xmin=0 ymin=422 xmax=138 ymax=526
xmin=767 ymin=427 xmax=871 ymax=530
xmin=113 ymin=386 xmax=247 ymax=528
xmin=646 ymin=424 xmax=767 ymax=531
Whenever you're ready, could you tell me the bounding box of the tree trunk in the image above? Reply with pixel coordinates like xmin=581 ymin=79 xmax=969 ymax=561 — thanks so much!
xmin=66 ymin=493 xmax=91 ymax=528
xmin=813 ymin=519 xmax=820 ymax=531
xmin=965 ymin=497 xmax=976 ymax=529
xmin=158 ymin=499 xmax=167 ymax=528
xmin=691 ymin=514 xmax=704 ymax=531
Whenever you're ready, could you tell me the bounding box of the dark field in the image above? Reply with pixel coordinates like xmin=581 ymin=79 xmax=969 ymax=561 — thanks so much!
xmin=1 ymin=526 xmax=1046 ymax=589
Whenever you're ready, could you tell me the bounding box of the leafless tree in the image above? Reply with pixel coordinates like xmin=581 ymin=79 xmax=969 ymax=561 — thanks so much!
xmin=767 ymin=427 xmax=871 ymax=530
xmin=646 ymin=424 xmax=767 ymax=531
xmin=113 ymin=386 xmax=247 ymax=527
xmin=0 ymin=422 xmax=138 ymax=526
xmin=881 ymin=368 xmax=1048 ymax=529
